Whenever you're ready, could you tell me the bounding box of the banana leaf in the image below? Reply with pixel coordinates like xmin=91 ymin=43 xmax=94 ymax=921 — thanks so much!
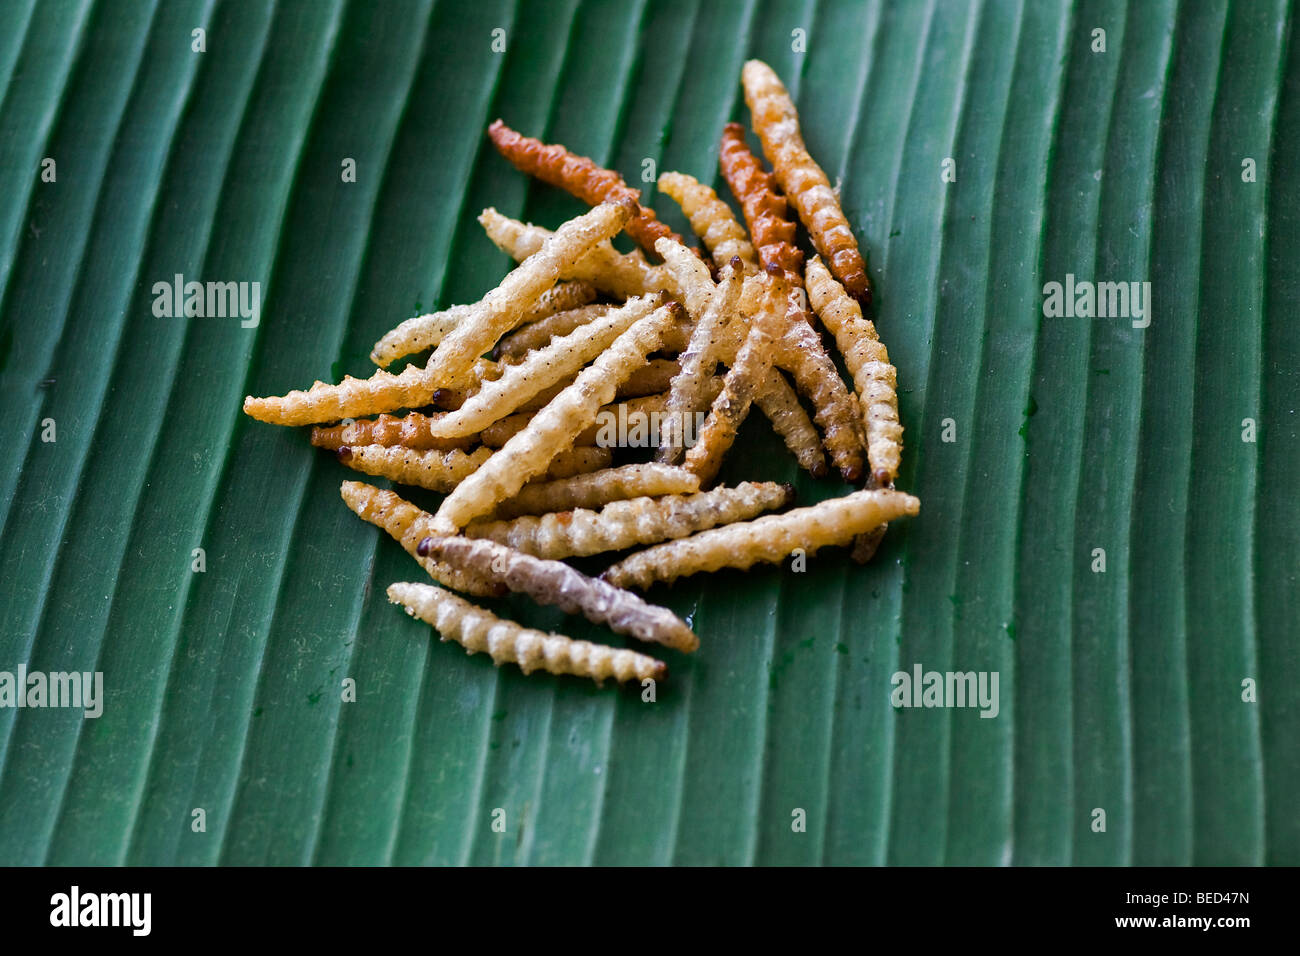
xmin=0 ymin=0 xmax=1294 ymax=865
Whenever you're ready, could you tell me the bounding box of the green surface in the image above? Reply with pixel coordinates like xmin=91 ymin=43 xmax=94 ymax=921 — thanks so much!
xmin=0 ymin=0 xmax=1295 ymax=865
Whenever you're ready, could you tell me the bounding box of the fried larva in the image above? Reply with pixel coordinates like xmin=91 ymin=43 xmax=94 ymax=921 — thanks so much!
xmin=524 ymin=280 xmax=599 ymax=321
xmin=243 ymin=364 xmax=440 ymax=427
xmin=492 ymin=303 xmax=692 ymax=362
xmin=479 ymin=207 xmax=670 ymax=299
xmin=489 ymin=462 xmax=701 ymax=520
xmin=776 ymin=307 xmax=866 ymax=481
xmin=244 ymin=204 xmax=628 ymax=427
xmin=428 ymin=295 xmax=660 ymax=438
xmin=340 ymin=481 xmax=502 ymax=597
xmin=543 ymin=445 xmax=613 ymax=478
xmin=464 ymin=481 xmax=794 ymax=560
xmin=604 ymin=356 xmax=673 ymax=398
xmin=418 ymin=537 xmax=698 ymax=653
xmin=372 ymin=281 xmax=597 ymax=368
xmin=659 ymin=243 xmax=833 ymax=476
xmin=658 ymin=256 xmax=743 ymax=465
xmin=806 ymin=255 xmax=901 ymax=483
xmin=335 ymin=444 xmax=491 ymax=492
xmin=423 ymin=200 xmax=633 ymax=390
xmin=658 ymin=171 xmax=759 ymax=275
xmin=683 ymin=299 xmax=781 ymax=485
xmin=432 ymin=303 xmax=678 ymax=532
xmin=602 ymin=488 xmax=920 ymax=588
xmin=310 ymin=411 xmax=476 ymax=453
xmin=748 ymin=271 xmax=866 ymax=482
xmin=719 ymin=122 xmax=804 ymax=279
xmin=752 ymin=373 xmax=827 ymax=477
xmin=492 ymin=303 xmax=611 ymax=359
xmin=742 ymin=60 xmax=871 ymax=305
xmin=482 ymin=391 xmax=684 ymax=449
xmin=488 ymin=120 xmax=685 ymax=256
xmin=370 ymin=303 xmax=475 ymax=368
xmin=387 ymin=582 xmax=666 ymax=684
xmin=656 ymin=235 xmax=718 ymax=318
xmin=433 ymin=360 xmax=565 ymax=414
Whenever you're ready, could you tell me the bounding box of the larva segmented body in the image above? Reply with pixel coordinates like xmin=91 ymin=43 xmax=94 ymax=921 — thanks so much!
xmin=602 ymin=488 xmax=920 ymax=588
xmin=806 ymin=255 xmax=901 ymax=484
xmin=428 ymin=295 xmax=659 ymax=438
xmin=488 ymin=120 xmax=685 ymax=256
xmin=658 ymin=171 xmax=759 ymax=275
xmin=245 ymin=204 xmax=629 ymax=427
xmin=431 ymin=304 xmax=679 ymax=533
xmin=419 ymin=537 xmax=698 ymax=652
xmin=388 ymin=582 xmax=666 ymax=684
xmin=372 ymin=281 xmax=597 ymax=368
xmin=463 ymin=481 xmax=795 ymax=560
xmin=339 ymin=481 xmax=503 ymax=597
xmin=488 ymin=462 xmax=701 ymax=520
xmin=683 ymin=298 xmax=782 ymax=485
xmin=742 ymin=60 xmax=872 ymax=305
xmin=479 ymin=207 xmax=670 ymax=299
xmin=336 ymin=444 xmax=491 ymax=493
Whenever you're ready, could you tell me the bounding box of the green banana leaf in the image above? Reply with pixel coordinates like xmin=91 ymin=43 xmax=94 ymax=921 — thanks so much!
xmin=0 ymin=0 xmax=1294 ymax=866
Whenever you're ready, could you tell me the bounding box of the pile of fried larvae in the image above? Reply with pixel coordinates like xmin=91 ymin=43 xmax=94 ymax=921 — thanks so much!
xmin=243 ymin=60 xmax=919 ymax=687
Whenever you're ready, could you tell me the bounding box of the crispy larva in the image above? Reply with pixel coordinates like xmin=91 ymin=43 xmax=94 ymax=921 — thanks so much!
xmin=372 ymin=281 xmax=597 ymax=368
xmin=479 ymin=207 xmax=670 ymax=299
xmin=806 ymin=255 xmax=901 ymax=484
xmin=658 ymin=171 xmax=759 ymax=275
xmin=657 ymin=253 xmax=743 ymax=465
xmin=336 ymin=444 xmax=491 ymax=492
xmin=244 ymin=204 xmax=629 ymax=427
xmin=243 ymin=364 xmax=440 ymax=427
xmin=427 ymin=295 xmax=660 ymax=438
xmin=432 ymin=359 xmax=561 ymax=413
xmin=489 ymin=462 xmax=701 ymax=520
xmin=618 ymin=357 xmax=680 ymax=397
xmin=523 ymin=280 xmax=599 ymax=321
xmin=656 ymin=235 xmax=718 ymax=318
xmin=311 ymin=412 xmax=476 ymax=453
xmin=683 ymin=299 xmax=781 ymax=485
xmin=388 ymin=582 xmax=666 ymax=684
xmin=721 ymin=163 xmax=861 ymax=483
xmin=419 ymin=537 xmax=698 ymax=652
xmin=719 ymin=122 xmax=804 ymax=278
xmin=752 ymin=374 xmax=827 ymax=478
xmin=370 ymin=303 xmax=475 ymax=368
xmin=483 ymin=390 xmax=668 ymax=448
xmin=488 ymin=120 xmax=685 ymax=256
xmin=594 ymin=379 xmax=724 ymax=451
xmin=422 ymin=201 xmax=633 ymax=389
xmin=492 ymin=303 xmax=611 ymax=359
xmin=543 ymin=446 xmax=612 ymax=478
xmin=340 ymin=481 xmax=503 ymax=597
xmin=774 ymin=303 xmax=866 ymax=482
xmin=464 ymin=481 xmax=794 ymax=559
xmin=748 ymin=271 xmax=866 ymax=482
xmin=432 ymin=303 xmax=678 ymax=533
xmin=492 ymin=302 xmax=692 ymax=364
xmin=659 ymin=245 xmax=830 ymax=476
xmin=602 ymin=488 xmax=920 ymax=588
xmin=743 ymin=60 xmax=871 ymax=305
